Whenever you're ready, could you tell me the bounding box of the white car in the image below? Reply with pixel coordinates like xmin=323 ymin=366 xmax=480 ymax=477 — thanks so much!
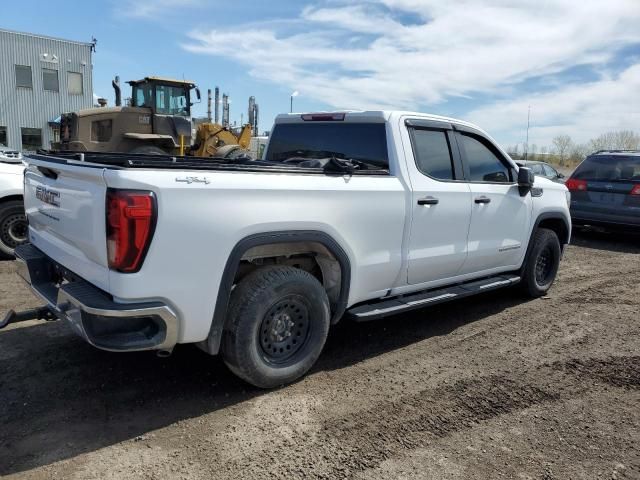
xmin=0 ymin=151 xmax=26 ymax=257
xmin=7 ymin=111 xmax=571 ymax=388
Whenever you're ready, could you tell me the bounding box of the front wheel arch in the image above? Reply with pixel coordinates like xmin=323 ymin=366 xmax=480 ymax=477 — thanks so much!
xmin=520 ymin=212 xmax=570 ymax=275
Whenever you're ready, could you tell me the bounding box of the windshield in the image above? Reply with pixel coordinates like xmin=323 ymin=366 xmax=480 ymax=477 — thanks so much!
xmin=573 ymin=155 xmax=640 ymax=181
xmin=265 ymin=123 xmax=389 ymax=169
xmin=155 ymin=85 xmax=189 ymax=116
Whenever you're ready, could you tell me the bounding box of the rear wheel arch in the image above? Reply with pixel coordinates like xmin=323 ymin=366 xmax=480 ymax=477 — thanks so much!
xmin=201 ymin=231 xmax=352 ymax=355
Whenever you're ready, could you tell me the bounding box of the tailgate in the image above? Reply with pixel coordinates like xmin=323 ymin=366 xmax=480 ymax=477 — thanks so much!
xmin=24 ymin=157 xmax=110 ymax=291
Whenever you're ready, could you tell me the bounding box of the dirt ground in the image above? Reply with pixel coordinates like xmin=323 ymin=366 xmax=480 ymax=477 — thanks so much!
xmin=0 ymin=229 xmax=638 ymax=479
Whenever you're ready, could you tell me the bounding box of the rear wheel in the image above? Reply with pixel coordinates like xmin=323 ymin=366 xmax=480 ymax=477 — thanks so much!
xmin=0 ymin=200 xmax=28 ymax=258
xmin=521 ymin=228 xmax=561 ymax=297
xmin=130 ymin=145 xmax=167 ymax=155
xmin=221 ymin=266 xmax=330 ymax=388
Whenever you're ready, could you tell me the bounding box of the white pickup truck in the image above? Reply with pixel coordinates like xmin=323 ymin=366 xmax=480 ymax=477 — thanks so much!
xmin=0 ymin=151 xmax=27 ymax=257
xmin=5 ymin=111 xmax=571 ymax=388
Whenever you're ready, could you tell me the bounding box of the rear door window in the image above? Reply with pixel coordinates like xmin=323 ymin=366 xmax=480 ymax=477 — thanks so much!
xmin=410 ymin=129 xmax=455 ymax=180
xmin=573 ymin=156 xmax=640 ymax=181
xmin=265 ymin=123 xmax=388 ymax=169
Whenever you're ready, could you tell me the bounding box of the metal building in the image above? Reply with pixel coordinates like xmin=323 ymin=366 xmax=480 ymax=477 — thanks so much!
xmin=0 ymin=29 xmax=94 ymax=151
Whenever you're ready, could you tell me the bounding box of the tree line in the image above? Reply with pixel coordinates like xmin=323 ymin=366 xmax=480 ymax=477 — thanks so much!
xmin=506 ymin=130 xmax=640 ymax=167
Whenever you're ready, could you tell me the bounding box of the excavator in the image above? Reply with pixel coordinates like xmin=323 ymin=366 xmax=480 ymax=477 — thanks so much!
xmin=54 ymin=76 xmax=252 ymax=158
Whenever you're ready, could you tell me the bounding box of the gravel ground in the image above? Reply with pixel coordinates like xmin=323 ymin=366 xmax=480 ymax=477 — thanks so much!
xmin=0 ymin=229 xmax=638 ymax=479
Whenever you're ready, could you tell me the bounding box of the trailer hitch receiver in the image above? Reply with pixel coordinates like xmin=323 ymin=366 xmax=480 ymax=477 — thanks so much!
xmin=0 ymin=306 xmax=57 ymax=330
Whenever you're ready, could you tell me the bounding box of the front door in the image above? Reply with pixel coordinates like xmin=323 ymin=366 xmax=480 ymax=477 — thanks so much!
xmin=455 ymin=131 xmax=531 ymax=274
xmin=404 ymin=121 xmax=472 ymax=285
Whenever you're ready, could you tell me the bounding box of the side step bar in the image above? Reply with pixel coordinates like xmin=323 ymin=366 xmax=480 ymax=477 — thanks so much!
xmin=347 ymin=274 xmax=521 ymax=322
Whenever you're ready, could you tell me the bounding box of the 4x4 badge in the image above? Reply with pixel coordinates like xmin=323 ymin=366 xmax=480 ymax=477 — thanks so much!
xmin=175 ymin=176 xmax=210 ymax=185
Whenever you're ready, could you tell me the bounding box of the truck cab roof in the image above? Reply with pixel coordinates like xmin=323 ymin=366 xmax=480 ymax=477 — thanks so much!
xmin=274 ymin=110 xmax=491 ymax=133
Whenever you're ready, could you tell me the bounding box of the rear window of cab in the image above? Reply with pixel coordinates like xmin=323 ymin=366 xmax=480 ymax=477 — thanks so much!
xmin=265 ymin=123 xmax=389 ymax=169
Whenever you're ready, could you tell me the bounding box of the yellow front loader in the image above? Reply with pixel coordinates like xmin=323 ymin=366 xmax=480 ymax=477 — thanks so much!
xmin=192 ymin=123 xmax=253 ymax=158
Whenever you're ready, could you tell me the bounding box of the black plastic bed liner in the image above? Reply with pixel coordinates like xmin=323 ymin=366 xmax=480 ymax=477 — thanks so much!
xmin=27 ymin=150 xmax=389 ymax=176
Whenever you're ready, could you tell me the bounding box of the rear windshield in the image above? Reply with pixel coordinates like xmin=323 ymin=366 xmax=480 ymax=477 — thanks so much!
xmin=265 ymin=123 xmax=389 ymax=168
xmin=573 ymin=155 xmax=640 ymax=181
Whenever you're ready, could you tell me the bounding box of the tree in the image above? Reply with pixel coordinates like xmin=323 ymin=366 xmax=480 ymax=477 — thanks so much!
xmin=589 ymin=130 xmax=640 ymax=152
xmin=552 ymin=135 xmax=573 ymax=166
xmin=614 ymin=130 xmax=640 ymax=149
xmin=569 ymin=143 xmax=589 ymax=165
xmin=507 ymin=144 xmax=521 ymax=160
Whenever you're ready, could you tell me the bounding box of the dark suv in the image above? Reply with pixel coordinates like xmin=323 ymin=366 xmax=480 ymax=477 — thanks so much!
xmin=567 ymin=151 xmax=640 ymax=231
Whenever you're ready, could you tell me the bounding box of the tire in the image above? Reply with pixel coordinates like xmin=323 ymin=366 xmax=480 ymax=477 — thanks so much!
xmin=520 ymin=228 xmax=561 ymax=298
xmin=0 ymin=200 xmax=28 ymax=258
xmin=130 ymin=145 xmax=167 ymax=155
xmin=221 ymin=266 xmax=331 ymax=389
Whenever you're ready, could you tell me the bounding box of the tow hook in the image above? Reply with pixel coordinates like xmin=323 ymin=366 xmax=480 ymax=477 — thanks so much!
xmin=0 ymin=306 xmax=58 ymax=330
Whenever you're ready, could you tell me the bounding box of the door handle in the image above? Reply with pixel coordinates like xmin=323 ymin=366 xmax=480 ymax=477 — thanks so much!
xmin=417 ymin=196 xmax=439 ymax=206
xmin=474 ymin=196 xmax=491 ymax=204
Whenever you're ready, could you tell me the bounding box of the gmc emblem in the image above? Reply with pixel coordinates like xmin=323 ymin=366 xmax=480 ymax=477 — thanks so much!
xmin=35 ymin=186 xmax=60 ymax=207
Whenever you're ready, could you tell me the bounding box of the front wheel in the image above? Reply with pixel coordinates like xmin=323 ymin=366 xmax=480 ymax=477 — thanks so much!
xmin=221 ymin=266 xmax=331 ymax=388
xmin=521 ymin=228 xmax=561 ymax=297
xmin=0 ymin=200 xmax=28 ymax=258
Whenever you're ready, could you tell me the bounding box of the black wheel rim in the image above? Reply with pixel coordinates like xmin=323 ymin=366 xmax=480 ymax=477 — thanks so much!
xmin=535 ymin=245 xmax=554 ymax=286
xmin=0 ymin=213 xmax=28 ymax=249
xmin=259 ymin=296 xmax=311 ymax=365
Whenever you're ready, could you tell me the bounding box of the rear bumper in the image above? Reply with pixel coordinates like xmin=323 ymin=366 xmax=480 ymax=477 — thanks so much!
xmin=571 ymin=206 xmax=640 ymax=231
xmin=14 ymin=244 xmax=178 ymax=352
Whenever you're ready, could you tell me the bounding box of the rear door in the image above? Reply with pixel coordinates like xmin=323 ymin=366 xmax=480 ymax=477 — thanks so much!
xmin=404 ymin=119 xmax=472 ymax=285
xmin=23 ymin=157 xmax=110 ymax=290
xmin=454 ymin=129 xmax=531 ymax=274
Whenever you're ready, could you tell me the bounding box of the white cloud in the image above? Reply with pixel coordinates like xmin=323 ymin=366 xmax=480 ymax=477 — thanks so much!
xmin=121 ymin=0 xmax=198 ymax=18
xmin=182 ymin=0 xmax=640 ymax=143
xmin=466 ymin=64 xmax=640 ymax=147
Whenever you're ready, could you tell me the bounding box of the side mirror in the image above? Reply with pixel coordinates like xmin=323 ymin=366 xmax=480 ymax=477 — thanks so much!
xmin=518 ymin=167 xmax=535 ymax=196
xmin=195 ymin=88 xmax=201 ymax=101
xmin=557 ymin=172 xmax=565 ymax=179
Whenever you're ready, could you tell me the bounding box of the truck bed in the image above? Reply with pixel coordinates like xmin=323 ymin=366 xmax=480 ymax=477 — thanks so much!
xmin=30 ymin=151 xmax=389 ymax=175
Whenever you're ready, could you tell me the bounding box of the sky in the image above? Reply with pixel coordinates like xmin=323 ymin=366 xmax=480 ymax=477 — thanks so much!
xmin=2 ymin=0 xmax=639 ymax=148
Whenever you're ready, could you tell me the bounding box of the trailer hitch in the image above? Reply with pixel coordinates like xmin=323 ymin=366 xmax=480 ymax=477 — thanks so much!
xmin=0 ymin=306 xmax=58 ymax=330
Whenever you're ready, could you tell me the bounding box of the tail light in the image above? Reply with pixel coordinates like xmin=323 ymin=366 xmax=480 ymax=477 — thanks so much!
xmin=106 ymin=189 xmax=156 ymax=273
xmin=631 ymin=184 xmax=640 ymax=196
xmin=566 ymin=178 xmax=587 ymax=192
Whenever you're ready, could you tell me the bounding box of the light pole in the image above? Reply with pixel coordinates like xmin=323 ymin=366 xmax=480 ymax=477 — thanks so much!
xmin=290 ymin=91 xmax=299 ymax=113
xmin=524 ymin=105 xmax=531 ymax=161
